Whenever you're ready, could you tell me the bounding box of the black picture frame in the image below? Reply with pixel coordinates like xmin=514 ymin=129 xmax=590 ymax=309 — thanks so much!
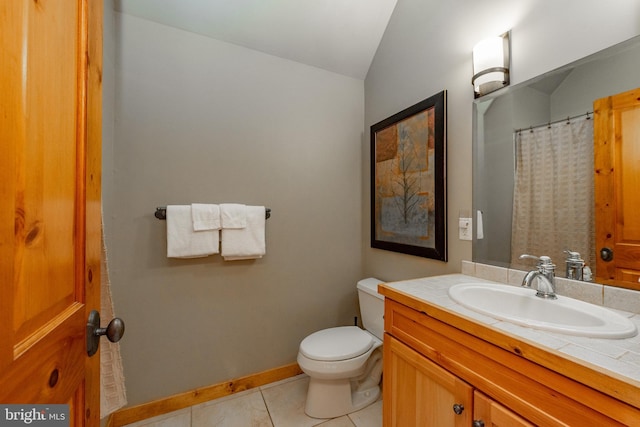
xmin=370 ymin=90 xmax=447 ymax=261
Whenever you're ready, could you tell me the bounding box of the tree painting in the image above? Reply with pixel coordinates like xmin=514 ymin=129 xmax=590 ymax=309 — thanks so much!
xmin=371 ymin=90 xmax=446 ymax=261
xmin=374 ymin=108 xmax=435 ymax=247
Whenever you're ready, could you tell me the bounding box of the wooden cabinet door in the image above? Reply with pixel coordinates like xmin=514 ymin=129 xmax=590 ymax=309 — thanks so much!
xmin=473 ymin=391 xmax=534 ymax=427
xmin=383 ymin=334 xmax=473 ymax=427
xmin=594 ymin=87 xmax=640 ymax=289
xmin=0 ymin=1 xmax=102 ymax=425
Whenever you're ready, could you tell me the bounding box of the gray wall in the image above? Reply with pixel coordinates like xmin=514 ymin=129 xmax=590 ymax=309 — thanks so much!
xmin=363 ymin=0 xmax=640 ymax=281
xmin=103 ymin=0 xmax=115 ymax=213
xmin=551 ymin=41 xmax=640 ymax=118
xmin=106 ymin=13 xmax=364 ymax=405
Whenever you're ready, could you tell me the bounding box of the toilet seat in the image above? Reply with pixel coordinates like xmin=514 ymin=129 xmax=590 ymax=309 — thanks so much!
xmin=299 ymin=326 xmax=373 ymax=361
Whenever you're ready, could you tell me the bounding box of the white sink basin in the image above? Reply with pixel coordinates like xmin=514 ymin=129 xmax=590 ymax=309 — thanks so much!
xmin=448 ymin=282 xmax=637 ymax=339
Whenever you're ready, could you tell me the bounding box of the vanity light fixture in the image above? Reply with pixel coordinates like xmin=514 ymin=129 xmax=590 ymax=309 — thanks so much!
xmin=472 ymin=32 xmax=510 ymax=98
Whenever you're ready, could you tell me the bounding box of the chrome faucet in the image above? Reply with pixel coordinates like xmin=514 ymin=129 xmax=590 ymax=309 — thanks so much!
xmin=564 ymin=250 xmax=585 ymax=281
xmin=519 ymin=254 xmax=557 ymax=299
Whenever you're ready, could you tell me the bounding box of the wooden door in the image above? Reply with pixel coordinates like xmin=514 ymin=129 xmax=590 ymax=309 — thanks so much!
xmin=594 ymin=88 xmax=640 ymax=290
xmin=383 ymin=334 xmax=473 ymax=427
xmin=473 ymin=391 xmax=534 ymax=427
xmin=0 ymin=1 xmax=103 ymax=425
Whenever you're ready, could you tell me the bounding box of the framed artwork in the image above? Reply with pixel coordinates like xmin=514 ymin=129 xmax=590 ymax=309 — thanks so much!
xmin=370 ymin=90 xmax=447 ymax=261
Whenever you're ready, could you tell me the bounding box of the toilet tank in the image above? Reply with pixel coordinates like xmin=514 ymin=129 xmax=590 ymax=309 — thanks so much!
xmin=357 ymin=278 xmax=385 ymax=341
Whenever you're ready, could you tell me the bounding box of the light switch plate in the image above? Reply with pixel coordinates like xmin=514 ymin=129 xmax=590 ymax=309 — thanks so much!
xmin=459 ymin=218 xmax=472 ymax=241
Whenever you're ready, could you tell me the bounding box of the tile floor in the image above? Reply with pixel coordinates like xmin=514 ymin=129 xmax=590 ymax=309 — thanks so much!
xmin=123 ymin=374 xmax=382 ymax=427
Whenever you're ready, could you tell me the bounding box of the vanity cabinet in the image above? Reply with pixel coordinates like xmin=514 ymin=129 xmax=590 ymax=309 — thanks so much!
xmin=381 ymin=295 xmax=640 ymax=426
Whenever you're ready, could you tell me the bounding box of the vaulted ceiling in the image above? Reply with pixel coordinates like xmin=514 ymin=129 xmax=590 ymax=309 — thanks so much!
xmin=114 ymin=0 xmax=398 ymax=79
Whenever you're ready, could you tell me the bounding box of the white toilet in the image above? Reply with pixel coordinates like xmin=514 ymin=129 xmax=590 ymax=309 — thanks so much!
xmin=297 ymin=278 xmax=384 ymax=419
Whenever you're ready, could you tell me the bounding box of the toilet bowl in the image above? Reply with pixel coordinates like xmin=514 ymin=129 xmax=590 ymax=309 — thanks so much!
xmin=297 ymin=278 xmax=384 ymax=419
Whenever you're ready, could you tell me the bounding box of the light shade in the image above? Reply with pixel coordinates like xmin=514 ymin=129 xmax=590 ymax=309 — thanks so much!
xmin=472 ymin=32 xmax=510 ymax=98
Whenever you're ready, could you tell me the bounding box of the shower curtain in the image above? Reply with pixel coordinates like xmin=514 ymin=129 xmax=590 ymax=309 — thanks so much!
xmin=511 ymin=116 xmax=595 ymax=273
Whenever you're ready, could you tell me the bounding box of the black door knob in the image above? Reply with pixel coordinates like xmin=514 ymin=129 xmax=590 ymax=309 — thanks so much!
xmin=86 ymin=310 xmax=125 ymax=357
xmin=600 ymin=247 xmax=614 ymax=262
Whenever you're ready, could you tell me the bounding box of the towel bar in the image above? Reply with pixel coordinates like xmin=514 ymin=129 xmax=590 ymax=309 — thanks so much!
xmin=155 ymin=207 xmax=271 ymax=220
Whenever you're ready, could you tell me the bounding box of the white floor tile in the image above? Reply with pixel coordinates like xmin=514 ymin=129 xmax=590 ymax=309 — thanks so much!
xmin=121 ymin=408 xmax=190 ymax=427
xmin=192 ymin=389 xmax=273 ymax=427
xmin=129 ymin=374 xmax=382 ymax=427
xmin=260 ymin=373 xmax=308 ymax=391
xmin=348 ymin=400 xmax=382 ymax=427
xmin=315 ymin=416 xmax=355 ymax=427
xmin=261 ymin=376 xmax=323 ymax=427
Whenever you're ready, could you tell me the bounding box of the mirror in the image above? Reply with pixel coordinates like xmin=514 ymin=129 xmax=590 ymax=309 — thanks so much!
xmin=473 ymin=35 xmax=640 ymax=289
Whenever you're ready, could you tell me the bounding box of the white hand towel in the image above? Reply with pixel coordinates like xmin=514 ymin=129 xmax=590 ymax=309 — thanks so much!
xmin=166 ymin=205 xmax=219 ymax=258
xmin=220 ymin=203 xmax=247 ymax=229
xmin=100 ymin=222 xmax=127 ymax=417
xmin=476 ymin=210 xmax=484 ymax=240
xmin=191 ymin=203 xmax=220 ymax=231
xmin=221 ymin=206 xmax=266 ymax=260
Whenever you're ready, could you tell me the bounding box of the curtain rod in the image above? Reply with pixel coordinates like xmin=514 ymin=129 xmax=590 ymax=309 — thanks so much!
xmin=515 ymin=111 xmax=593 ymax=134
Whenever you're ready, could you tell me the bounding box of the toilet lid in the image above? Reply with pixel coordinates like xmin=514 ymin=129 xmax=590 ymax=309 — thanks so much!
xmin=299 ymin=326 xmax=373 ymax=361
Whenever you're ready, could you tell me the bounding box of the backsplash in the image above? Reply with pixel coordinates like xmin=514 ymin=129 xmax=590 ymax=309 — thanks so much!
xmin=462 ymin=261 xmax=640 ymax=315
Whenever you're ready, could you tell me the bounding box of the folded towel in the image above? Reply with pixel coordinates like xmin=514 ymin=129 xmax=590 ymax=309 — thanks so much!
xmin=191 ymin=203 xmax=220 ymax=231
xmin=221 ymin=206 xmax=266 ymax=260
xmin=166 ymin=205 xmax=219 ymax=258
xmin=220 ymin=203 xmax=247 ymax=229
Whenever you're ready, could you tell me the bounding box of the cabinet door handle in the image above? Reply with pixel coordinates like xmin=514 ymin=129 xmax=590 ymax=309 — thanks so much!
xmin=473 ymin=421 xmax=485 ymax=427
xmin=452 ymin=403 xmax=464 ymax=415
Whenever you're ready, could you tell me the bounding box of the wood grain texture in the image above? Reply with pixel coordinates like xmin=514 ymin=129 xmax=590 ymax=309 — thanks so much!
xmin=0 ymin=2 xmax=102 ymax=425
xmin=85 ymin=0 xmax=104 ymax=424
xmin=594 ymin=87 xmax=640 ymax=289
xmin=384 ymin=335 xmax=472 ymax=426
xmin=474 ymin=391 xmax=534 ymax=427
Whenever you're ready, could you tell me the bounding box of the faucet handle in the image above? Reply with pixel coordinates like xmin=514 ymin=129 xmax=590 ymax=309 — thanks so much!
xmin=519 ymin=254 xmax=541 ymax=263
xmin=538 ymin=255 xmax=553 ymax=265
xmin=519 ymin=254 xmax=552 ymax=264
xmin=564 ymin=250 xmax=584 ymax=262
xmin=519 ymin=254 xmax=555 ymax=271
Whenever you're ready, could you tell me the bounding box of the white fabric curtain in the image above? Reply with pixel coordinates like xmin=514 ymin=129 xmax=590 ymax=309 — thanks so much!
xmin=511 ymin=116 xmax=595 ymax=272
